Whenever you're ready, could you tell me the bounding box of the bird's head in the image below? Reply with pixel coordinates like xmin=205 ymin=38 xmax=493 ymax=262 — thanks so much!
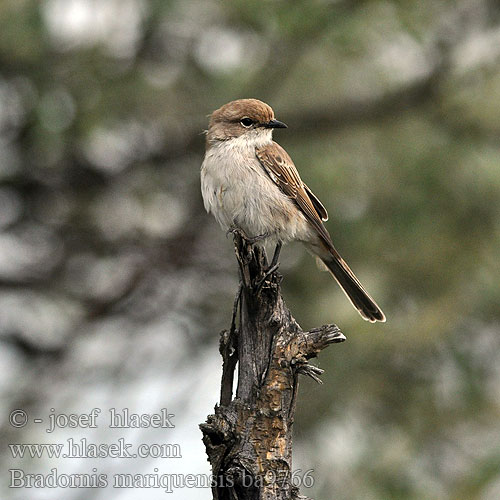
xmin=206 ymin=98 xmax=287 ymax=147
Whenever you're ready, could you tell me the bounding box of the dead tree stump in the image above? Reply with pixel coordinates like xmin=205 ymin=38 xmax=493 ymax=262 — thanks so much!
xmin=200 ymin=232 xmax=346 ymax=500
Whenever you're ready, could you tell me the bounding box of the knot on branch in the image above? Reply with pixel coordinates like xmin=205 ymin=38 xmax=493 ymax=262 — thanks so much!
xmin=279 ymin=323 xmax=346 ymax=384
xmin=293 ymin=324 xmax=345 ymax=360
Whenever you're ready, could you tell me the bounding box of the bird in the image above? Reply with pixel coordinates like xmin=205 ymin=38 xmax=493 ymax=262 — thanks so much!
xmin=200 ymin=98 xmax=385 ymax=323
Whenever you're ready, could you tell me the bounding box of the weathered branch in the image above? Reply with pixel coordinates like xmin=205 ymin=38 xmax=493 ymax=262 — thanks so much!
xmin=201 ymin=233 xmax=345 ymax=499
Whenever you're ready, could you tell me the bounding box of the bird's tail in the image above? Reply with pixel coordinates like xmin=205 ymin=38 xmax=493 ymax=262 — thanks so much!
xmin=313 ymin=245 xmax=386 ymax=323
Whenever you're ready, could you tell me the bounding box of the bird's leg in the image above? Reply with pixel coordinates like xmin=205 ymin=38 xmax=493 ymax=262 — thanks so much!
xmin=227 ymin=227 xmax=269 ymax=245
xmin=268 ymin=241 xmax=282 ymax=271
xmin=254 ymin=241 xmax=282 ymax=291
xmin=229 ymin=227 xmax=270 ymax=269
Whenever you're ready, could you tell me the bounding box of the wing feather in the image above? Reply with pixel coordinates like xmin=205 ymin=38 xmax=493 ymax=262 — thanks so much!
xmin=256 ymin=142 xmax=332 ymax=247
xmin=305 ymin=183 xmax=328 ymax=221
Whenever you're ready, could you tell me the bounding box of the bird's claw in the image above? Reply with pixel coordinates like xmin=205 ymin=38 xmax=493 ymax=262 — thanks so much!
xmin=254 ymin=262 xmax=281 ymax=291
xmin=227 ymin=227 xmax=269 ymax=245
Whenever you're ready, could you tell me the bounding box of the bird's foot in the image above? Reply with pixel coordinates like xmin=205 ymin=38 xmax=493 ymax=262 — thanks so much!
xmin=254 ymin=241 xmax=283 ymax=291
xmin=227 ymin=227 xmax=269 ymax=245
xmin=254 ymin=263 xmax=281 ymax=291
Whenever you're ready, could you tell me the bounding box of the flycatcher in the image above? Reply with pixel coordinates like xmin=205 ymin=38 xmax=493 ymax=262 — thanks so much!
xmin=201 ymin=98 xmax=385 ymax=323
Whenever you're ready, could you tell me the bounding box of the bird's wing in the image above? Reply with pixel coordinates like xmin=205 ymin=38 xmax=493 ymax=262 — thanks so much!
xmin=304 ymin=183 xmax=328 ymax=221
xmin=256 ymin=141 xmax=332 ymax=247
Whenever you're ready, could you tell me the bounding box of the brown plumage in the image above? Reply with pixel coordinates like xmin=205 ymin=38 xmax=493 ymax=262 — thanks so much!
xmin=256 ymin=142 xmax=385 ymax=323
xmin=206 ymin=99 xmax=276 ymax=145
xmin=210 ymin=98 xmax=275 ymax=126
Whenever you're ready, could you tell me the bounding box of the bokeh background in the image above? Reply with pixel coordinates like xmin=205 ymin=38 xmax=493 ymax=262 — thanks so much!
xmin=1 ymin=0 xmax=500 ymax=499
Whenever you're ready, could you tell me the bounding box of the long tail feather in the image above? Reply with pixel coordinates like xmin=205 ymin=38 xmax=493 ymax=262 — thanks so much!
xmin=320 ymin=249 xmax=385 ymax=323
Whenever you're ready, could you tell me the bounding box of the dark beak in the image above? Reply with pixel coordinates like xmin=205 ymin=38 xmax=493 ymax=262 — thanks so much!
xmin=264 ymin=119 xmax=287 ymax=129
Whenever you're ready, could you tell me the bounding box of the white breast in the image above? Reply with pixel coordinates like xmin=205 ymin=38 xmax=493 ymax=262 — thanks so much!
xmin=200 ymin=135 xmax=311 ymax=243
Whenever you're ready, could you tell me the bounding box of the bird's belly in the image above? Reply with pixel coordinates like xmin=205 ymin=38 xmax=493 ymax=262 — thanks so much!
xmin=201 ymin=156 xmax=310 ymax=243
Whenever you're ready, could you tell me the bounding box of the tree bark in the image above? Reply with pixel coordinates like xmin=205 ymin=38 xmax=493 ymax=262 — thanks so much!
xmin=200 ymin=233 xmax=346 ymax=500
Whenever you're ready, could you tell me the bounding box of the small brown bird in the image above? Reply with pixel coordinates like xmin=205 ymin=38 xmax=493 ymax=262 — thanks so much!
xmin=201 ymin=98 xmax=385 ymax=322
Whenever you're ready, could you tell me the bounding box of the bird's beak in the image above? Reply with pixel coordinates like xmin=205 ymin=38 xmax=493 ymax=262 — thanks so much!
xmin=264 ymin=119 xmax=287 ymax=129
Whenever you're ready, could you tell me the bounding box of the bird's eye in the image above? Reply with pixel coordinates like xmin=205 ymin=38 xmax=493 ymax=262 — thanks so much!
xmin=240 ymin=117 xmax=254 ymax=127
